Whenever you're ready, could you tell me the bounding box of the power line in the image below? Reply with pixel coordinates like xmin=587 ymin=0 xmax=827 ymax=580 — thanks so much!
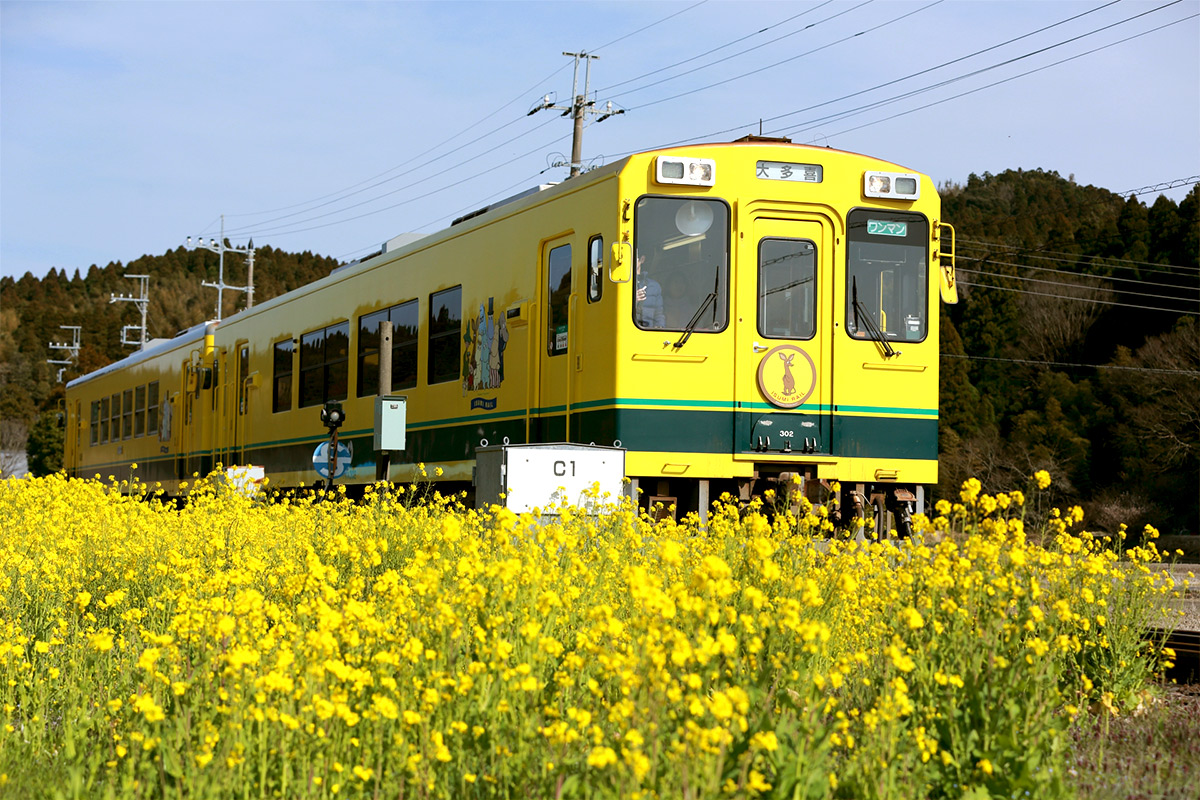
xmin=226 ymin=116 xmax=563 ymax=239
xmin=598 ymin=0 xmax=844 ymax=96
xmin=239 ymin=128 xmax=575 ymax=241
xmin=622 ymin=1 xmax=943 ymax=111
xmin=958 ymin=279 xmax=1199 ymax=315
xmin=775 ymin=1 xmax=1189 ymax=138
xmin=214 ymin=8 xmax=709 ymax=243
xmin=957 ymin=254 xmax=1200 ymax=292
xmin=698 ymin=0 xmax=1122 ymax=142
xmin=594 ymin=0 xmax=1161 ymax=159
xmin=589 ymin=0 xmax=711 ymax=54
xmin=956 ymin=266 xmax=1193 ymax=305
xmin=1116 ymin=176 xmax=1200 ymax=197
xmin=222 ymin=114 xmax=561 ymax=239
xmin=941 ymin=352 xmax=1200 ymax=377
xmin=209 ymin=6 xmax=709 ymax=236
xmin=218 ymin=72 xmax=570 ymax=230
xmin=958 ymin=237 xmax=1200 ymax=274
xmin=799 ymin=10 xmax=1197 ymax=141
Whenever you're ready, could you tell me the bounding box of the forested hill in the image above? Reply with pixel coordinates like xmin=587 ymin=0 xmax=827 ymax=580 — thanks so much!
xmin=2 ymin=171 xmax=1197 ymax=532
xmin=937 ymin=170 xmax=1198 ymax=534
xmin=1 ymin=246 xmax=338 ymax=473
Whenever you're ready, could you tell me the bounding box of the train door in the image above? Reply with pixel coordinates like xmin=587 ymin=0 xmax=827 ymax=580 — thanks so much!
xmin=65 ymin=399 xmax=82 ymax=477
xmin=732 ymin=213 xmax=834 ymax=458
xmin=536 ymin=235 xmax=574 ymax=442
xmin=233 ymin=342 xmax=249 ymax=465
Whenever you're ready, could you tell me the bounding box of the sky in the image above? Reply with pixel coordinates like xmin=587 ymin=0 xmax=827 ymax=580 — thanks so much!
xmin=2 ymin=0 xmax=1198 ymax=282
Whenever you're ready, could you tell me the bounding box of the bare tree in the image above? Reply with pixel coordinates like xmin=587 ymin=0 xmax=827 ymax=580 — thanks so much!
xmin=1018 ymin=273 xmax=1112 ymax=363
xmin=0 ymin=419 xmax=28 ymax=478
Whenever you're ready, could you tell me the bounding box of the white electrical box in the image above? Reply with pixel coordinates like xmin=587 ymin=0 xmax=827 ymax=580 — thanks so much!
xmin=373 ymin=395 xmax=407 ymax=451
xmin=475 ymin=443 xmax=626 ymax=514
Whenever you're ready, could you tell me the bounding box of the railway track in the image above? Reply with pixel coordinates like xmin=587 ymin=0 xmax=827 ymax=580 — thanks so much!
xmin=1147 ymin=627 xmax=1200 ymax=684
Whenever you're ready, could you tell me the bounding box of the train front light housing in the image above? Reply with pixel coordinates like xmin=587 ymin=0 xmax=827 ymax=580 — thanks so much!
xmin=864 ymin=171 xmax=920 ymax=200
xmin=656 ymin=156 xmax=716 ymax=187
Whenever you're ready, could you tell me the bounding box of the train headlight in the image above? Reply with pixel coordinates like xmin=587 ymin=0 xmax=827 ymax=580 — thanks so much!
xmin=864 ymin=171 xmax=920 ymax=200
xmin=656 ymin=156 xmax=716 ymax=187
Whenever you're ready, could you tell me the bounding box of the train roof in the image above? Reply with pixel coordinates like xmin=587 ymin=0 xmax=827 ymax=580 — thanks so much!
xmin=66 ymin=321 xmax=215 ymax=389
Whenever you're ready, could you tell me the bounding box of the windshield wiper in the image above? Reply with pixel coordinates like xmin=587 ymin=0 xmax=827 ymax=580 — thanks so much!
xmin=852 ymin=277 xmax=898 ymax=358
xmin=673 ymin=291 xmax=717 ymax=349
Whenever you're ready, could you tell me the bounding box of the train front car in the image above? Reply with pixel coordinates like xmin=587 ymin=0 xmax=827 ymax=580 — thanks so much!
xmin=606 ymin=141 xmax=953 ymax=533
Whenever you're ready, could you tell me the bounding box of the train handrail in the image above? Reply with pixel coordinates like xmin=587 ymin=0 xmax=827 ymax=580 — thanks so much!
xmin=937 ymin=221 xmax=958 ymax=304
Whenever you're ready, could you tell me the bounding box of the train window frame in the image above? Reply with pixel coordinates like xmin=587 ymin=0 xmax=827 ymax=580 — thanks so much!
xmin=110 ymin=393 xmax=120 ymax=443
xmin=237 ymin=345 xmax=250 ymax=416
xmin=272 ymin=339 xmax=294 ymax=413
xmin=428 ymin=286 xmax=462 ymax=385
xmin=587 ymin=235 xmax=603 ymax=304
xmin=547 ymin=244 xmax=572 ymax=356
xmin=632 ymin=195 xmax=731 ymax=333
xmin=757 ymin=237 xmax=817 ymax=341
xmin=122 ymin=389 xmax=133 ymax=440
xmin=99 ymin=396 xmax=110 ymax=444
xmin=90 ymin=400 xmax=100 ymax=446
xmin=357 ymin=299 xmax=419 ymax=397
xmin=147 ymin=382 xmax=159 ymax=436
xmin=299 ymin=321 xmax=350 ymax=408
xmin=844 ymin=208 xmax=930 ymax=345
xmin=134 ymin=385 xmax=146 ymax=437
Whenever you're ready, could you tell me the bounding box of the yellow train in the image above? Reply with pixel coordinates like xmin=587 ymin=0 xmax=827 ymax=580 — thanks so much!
xmin=64 ymin=137 xmax=957 ymax=529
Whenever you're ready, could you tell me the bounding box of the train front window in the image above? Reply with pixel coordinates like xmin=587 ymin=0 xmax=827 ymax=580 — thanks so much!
xmin=758 ymin=238 xmax=816 ymax=340
xmin=633 ymin=197 xmax=729 ymax=332
xmin=845 ymin=209 xmax=928 ymax=343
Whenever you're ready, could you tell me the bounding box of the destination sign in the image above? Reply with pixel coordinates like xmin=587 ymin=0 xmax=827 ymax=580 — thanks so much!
xmin=756 ymin=161 xmax=822 ymax=183
xmin=867 ymin=220 xmax=908 ymax=237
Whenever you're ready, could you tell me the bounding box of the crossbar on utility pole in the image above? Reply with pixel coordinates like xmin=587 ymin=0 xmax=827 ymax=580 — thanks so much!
xmin=528 ymin=51 xmax=624 ymax=178
xmin=188 ymin=215 xmax=256 ymax=321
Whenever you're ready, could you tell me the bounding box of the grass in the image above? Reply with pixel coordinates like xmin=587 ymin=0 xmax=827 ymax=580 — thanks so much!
xmin=1070 ymin=685 xmax=1200 ymax=800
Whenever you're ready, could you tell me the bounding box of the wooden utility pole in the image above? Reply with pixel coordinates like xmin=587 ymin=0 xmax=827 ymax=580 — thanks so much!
xmin=527 ymin=51 xmax=623 ymax=178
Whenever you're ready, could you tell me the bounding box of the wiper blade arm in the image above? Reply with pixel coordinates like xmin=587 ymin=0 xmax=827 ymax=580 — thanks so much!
xmin=851 ymin=277 xmax=898 ymax=358
xmin=673 ymin=292 xmax=717 ymax=349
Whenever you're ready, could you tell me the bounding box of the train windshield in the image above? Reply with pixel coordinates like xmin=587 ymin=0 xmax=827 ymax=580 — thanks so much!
xmin=845 ymin=209 xmax=928 ymax=343
xmin=633 ymin=196 xmax=730 ymax=332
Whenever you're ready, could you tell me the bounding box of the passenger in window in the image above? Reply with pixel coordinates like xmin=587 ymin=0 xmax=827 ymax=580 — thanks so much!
xmin=663 ymin=271 xmax=693 ymax=329
xmin=635 ymin=252 xmax=665 ymax=329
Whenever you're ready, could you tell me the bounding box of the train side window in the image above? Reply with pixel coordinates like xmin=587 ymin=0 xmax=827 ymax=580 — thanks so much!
xmin=587 ymin=236 xmax=603 ymax=303
xmin=547 ymin=244 xmax=571 ymax=355
xmin=300 ymin=322 xmax=349 ymax=408
xmin=147 ymin=382 xmax=159 ymax=436
xmin=99 ymin=397 xmax=109 ymax=443
xmin=428 ymin=287 xmax=462 ymax=385
xmin=90 ymin=401 xmax=99 ymax=446
xmin=845 ymin=209 xmax=929 ymax=343
xmin=122 ymin=389 xmax=133 ymax=440
xmin=134 ymin=385 xmax=146 ymax=437
xmin=273 ymin=339 xmax=294 ymax=413
xmin=758 ymin=238 xmax=816 ymax=340
xmin=358 ymin=299 xmax=419 ymax=397
xmin=110 ymin=393 xmax=120 ymax=443
xmin=237 ymin=346 xmax=249 ymax=416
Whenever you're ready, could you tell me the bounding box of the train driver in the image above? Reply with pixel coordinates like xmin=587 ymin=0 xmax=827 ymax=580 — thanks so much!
xmin=635 ymin=251 xmax=666 ymax=329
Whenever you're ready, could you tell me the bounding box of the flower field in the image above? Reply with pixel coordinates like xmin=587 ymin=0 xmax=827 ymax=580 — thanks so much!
xmin=0 ymin=472 xmax=1183 ymax=799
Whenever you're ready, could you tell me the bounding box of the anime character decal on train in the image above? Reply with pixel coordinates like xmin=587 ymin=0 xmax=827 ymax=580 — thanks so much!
xmin=462 ymin=297 xmax=509 ymax=400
